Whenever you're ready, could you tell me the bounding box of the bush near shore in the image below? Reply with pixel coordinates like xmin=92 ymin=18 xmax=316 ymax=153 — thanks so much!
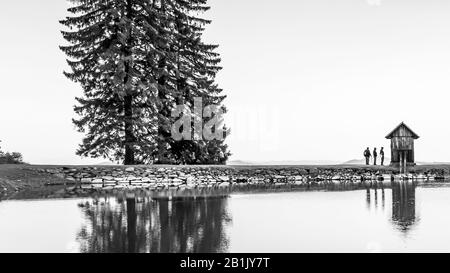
xmin=0 ymin=141 xmax=24 ymax=164
xmin=0 ymin=152 xmax=24 ymax=164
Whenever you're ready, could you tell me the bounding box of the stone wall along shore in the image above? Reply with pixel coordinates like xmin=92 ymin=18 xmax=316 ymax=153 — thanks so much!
xmin=36 ymin=166 xmax=450 ymax=191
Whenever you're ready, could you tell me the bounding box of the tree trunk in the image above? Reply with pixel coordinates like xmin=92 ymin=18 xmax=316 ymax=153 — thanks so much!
xmin=124 ymin=94 xmax=135 ymax=165
xmin=123 ymin=0 xmax=135 ymax=165
xmin=126 ymin=197 xmax=137 ymax=253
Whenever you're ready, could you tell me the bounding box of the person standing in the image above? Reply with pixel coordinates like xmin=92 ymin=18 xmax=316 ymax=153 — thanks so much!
xmin=373 ymin=147 xmax=378 ymax=165
xmin=364 ymin=147 xmax=371 ymax=165
xmin=380 ymin=147 xmax=385 ymax=166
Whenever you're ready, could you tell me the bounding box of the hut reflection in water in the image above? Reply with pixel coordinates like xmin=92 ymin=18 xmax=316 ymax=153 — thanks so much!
xmin=391 ymin=182 xmax=417 ymax=232
xmin=366 ymin=181 xmax=418 ymax=233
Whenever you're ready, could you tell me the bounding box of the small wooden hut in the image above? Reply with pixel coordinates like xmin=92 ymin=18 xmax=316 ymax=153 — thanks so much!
xmin=385 ymin=122 xmax=419 ymax=169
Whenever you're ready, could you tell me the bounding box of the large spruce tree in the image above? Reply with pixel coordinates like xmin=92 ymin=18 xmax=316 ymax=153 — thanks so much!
xmin=61 ymin=0 xmax=230 ymax=165
xmin=61 ymin=0 xmax=165 ymax=164
xmin=152 ymin=0 xmax=231 ymax=164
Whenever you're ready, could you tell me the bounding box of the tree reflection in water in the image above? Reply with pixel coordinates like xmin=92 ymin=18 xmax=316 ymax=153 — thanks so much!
xmin=77 ymin=194 xmax=231 ymax=253
xmin=75 ymin=181 xmax=420 ymax=252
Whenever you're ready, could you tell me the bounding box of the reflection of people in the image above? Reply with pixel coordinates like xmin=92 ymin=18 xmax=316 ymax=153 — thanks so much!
xmin=380 ymin=147 xmax=385 ymax=166
xmin=373 ymin=148 xmax=377 ymax=165
xmin=366 ymin=188 xmax=371 ymax=209
xmin=364 ymin=148 xmax=371 ymax=165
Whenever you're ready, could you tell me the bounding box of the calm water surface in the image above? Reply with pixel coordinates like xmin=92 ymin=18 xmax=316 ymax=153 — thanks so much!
xmin=1 ymin=182 xmax=450 ymax=253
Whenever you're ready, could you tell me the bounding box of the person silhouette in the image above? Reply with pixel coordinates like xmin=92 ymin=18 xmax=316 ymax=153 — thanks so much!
xmin=373 ymin=148 xmax=378 ymax=165
xmin=364 ymin=147 xmax=371 ymax=165
xmin=380 ymin=147 xmax=385 ymax=166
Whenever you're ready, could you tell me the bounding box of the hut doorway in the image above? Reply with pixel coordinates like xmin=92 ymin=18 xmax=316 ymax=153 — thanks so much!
xmin=398 ymin=150 xmax=409 ymax=173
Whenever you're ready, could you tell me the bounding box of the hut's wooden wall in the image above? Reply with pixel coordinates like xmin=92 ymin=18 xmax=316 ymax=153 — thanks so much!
xmin=391 ymin=137 xmax=414 ymax=150
xmin=390 ymin=139 xmax=415 ymax=163
xmin=387 ymin=123 xmax=418 ymax=165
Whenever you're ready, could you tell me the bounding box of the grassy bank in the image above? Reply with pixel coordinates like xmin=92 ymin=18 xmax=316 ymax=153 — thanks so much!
xmin=0 ymin=164 xmax=68 ymax=199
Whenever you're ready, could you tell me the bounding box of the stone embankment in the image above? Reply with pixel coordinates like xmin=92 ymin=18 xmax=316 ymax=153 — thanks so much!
xmin=37 ymin=166 xmax=450 ymax=192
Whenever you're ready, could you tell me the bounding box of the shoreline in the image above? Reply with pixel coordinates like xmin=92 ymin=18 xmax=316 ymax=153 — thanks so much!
xmin=1 ymin=164 xmax=450 ymax=200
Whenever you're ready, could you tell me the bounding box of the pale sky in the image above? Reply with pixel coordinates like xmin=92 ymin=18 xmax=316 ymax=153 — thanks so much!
xmin=1 ymin=0 xmax=450 ymax=164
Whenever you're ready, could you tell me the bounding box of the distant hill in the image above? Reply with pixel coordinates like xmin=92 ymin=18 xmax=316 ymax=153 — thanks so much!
xmin=342 ymin=158 xmax=391 ymax=165
xmin=416 ymin=161 xmax=450 ymax=165
xmin=96 ymin=161 xmax=119 ymax=166
xmin=343 ymin=158 xmax=450 ymax=166
xmin=93 ymin=158 xmax=450 ymax=167
xmin=342 ymin=159 xmax=366 ymax=165
xmin=227 ymin=160 xmax=341 ymax=166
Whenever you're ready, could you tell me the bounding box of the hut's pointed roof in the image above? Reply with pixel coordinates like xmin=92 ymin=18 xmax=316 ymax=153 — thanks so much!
xmin=386 ymin=122 xmax=419 ymax=139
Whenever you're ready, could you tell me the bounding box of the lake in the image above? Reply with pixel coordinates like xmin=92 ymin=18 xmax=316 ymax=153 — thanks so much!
xmin=1 ymin=181 xmax=450 ymax=253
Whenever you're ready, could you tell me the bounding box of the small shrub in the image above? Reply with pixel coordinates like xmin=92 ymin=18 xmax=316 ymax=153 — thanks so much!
xmin=0 ymin=142 xmax=24 ymax=164
xmin=0 ymin=152 xmax=24 ymax=164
